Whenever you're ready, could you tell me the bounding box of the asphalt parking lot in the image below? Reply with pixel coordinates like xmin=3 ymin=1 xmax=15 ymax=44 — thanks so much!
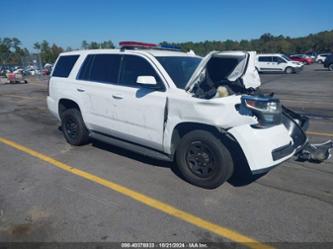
xmin=0 ymin=63 xmax=332 ymax=248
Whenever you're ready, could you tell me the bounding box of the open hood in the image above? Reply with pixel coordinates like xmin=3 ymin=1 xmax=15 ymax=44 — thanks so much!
xmin=185 ymin=51 xmax=261 ymax=93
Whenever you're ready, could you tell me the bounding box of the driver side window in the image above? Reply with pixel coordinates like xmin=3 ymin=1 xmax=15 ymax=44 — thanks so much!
xmin=119 ymin=55 xmax=162 ymax=88
xmin=273 ymin=57 xmax=285 ymax=63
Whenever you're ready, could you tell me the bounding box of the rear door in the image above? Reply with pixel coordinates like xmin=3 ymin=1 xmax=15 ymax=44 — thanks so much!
xmin=257 ymin=56 xmax=273 ymax=71
xmin=110 ymin=54 xmax=167 ymax=151
xmin=75 ymin=53 xmax=121 ymax=134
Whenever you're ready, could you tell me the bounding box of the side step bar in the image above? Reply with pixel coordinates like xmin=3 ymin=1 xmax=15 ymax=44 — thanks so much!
xmin=90 ymin=131 xmax=173 ymax=162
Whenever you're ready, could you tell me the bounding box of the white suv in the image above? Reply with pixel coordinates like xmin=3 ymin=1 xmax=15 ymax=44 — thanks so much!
xmin=47 ymin=44 xmax=331 ymax=188
xmin=316 ymin=53 xmax=330 ymax=64
xmin=256 ymin=54 xmax=303 ymax=74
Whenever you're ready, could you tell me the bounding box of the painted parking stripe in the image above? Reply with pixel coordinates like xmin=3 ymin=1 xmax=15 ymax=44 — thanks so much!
xmin=0 ymin=136 xmax=273 ymax=249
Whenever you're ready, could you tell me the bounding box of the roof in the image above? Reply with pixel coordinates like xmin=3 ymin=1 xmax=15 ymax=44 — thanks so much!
xmin=256 ymin=53 xmax=285 ymax=56
xmin=59 ymin=48 xmax=198 ymax=58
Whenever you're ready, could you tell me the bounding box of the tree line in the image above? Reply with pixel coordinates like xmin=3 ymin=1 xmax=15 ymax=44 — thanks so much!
xmin=162 ymin=30 xmax=333 ymax=56
xmin=0 ymin=39 xmax=115 ymax=65
xmin=1 ymin=30 xmax=332 ymax=65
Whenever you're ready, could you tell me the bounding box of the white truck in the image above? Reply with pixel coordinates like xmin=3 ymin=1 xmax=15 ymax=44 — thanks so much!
xmin=47 ymin=42 xmax=332 ymax=188
xmin=256 ymin=54 xmax=303 ymax=74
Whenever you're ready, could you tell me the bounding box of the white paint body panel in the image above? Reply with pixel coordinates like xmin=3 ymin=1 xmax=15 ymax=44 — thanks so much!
xmin=229 ymin=124 xmax=294 ymax=171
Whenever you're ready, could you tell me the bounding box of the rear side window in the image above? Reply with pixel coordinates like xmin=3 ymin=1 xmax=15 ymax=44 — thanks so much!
xmin=258 ymin=56 xmax=272 ymax=62
xmin=78 ymin=54 xmax=121 ymax=83
xmin=119 ymin=55 xmax=161 ymax=87
xmin=53 ymin=55 xmax=79 ymax=77
xmin=77 ymin=55 xmax=94 ymax=80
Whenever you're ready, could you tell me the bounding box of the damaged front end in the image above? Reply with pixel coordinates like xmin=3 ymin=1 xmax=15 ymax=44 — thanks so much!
xmin=282 ymin=106 xmax=332 ymax=163
xmin=184 ymin=50 xmax=332 ymax=167
xmin=241 ymin=95 xmax=332 ymax=164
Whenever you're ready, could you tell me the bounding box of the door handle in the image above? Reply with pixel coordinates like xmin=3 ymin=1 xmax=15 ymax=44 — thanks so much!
xmin=77 ymin=88 xmax=85 ymax=92
xmin=112 ymin=95 xmax=123 ymax=100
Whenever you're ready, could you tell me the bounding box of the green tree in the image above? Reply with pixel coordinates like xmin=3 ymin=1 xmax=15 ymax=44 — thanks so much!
xmin=161 ymin=30 xmax=333 ymax=55
xmin=0 ymin=37 xmax=29 ymax=64
xmin=34 ymin=40 xmax=64 ymax=64
xmin=81 ymin=40 xmax=88 ymax=50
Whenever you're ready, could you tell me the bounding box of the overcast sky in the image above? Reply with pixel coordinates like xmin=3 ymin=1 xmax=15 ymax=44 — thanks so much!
xmin=1 ymin=0 xmax=332 ymax=50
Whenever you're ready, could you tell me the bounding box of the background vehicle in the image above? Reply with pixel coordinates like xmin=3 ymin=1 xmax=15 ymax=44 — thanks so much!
xmin=316 ymin=53 xmax=331 ymax=63
xmin=305 ymin=51 xmax=317 ymax=60
xmin=289 ymin=54 xmax=314 ymax=64
xmin=255 ymin=54 xmax=303 ymax=74
xmin=323 ymin=54 xmax=333 ymax=71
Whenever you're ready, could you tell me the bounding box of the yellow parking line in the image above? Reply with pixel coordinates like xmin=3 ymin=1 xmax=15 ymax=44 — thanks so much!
xmin=0 ymin=136 xmax=273 ymax=249
xmin=307 ymin=131 xmax=333 ymax=137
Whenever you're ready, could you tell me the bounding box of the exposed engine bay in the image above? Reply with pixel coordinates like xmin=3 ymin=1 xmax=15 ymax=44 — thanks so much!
xmin=186 ymin=51 xmax=332 ymax=163
xmin=191 ymin=57 xmax=253 ymax=99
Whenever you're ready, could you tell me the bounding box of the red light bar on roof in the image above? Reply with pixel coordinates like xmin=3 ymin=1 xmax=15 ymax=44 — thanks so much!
xmin=119 ymin=41 xmax=158 ymax=49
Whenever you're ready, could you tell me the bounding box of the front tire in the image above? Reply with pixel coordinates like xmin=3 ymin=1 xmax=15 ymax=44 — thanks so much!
xmin=175 ymin=130 xmax=233 ymax=189
xmin=328 ymin=64 xmax=333 ymax=71
xmin=61 ymin=108 xmax=90 ymax=146
xmin=285 ymin=67 xmax=294 ymax=74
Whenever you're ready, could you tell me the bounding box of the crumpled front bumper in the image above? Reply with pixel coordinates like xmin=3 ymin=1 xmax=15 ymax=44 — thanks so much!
xmin=228 ymin=106 xmax=332 ymax=174
xmin=283 ymin=106 xmax=332 ymax=163
xmin=281 ymin=106 xmax=309 ymax=153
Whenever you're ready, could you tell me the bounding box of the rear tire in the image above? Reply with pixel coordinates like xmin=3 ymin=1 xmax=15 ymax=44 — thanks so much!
xmin=61 ymin=108 xmax=90 ymax=146
xmin=175 ymin=130 xmax=233 ymax=189
xmin=285 ymin=67 xmax=294 ymax=74
xmin=328 ymin=64 xmax=333 ymax=71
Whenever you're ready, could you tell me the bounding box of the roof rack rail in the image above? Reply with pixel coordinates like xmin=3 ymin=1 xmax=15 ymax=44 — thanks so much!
xmin=156 ymin=44 xmax=182 ymax=52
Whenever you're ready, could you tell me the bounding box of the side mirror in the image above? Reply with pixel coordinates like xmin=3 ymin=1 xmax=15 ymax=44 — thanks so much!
xmin=136 ymin=76 xmax=157 ymax=85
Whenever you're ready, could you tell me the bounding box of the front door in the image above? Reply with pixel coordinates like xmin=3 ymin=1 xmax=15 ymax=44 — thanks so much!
xmin=111 ymin=54 xmax=167 ymax=151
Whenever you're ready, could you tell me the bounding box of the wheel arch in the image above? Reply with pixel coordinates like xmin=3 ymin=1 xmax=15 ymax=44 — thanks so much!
xmin=285 ymin=66 xmax=294 ymax=73
xmin=58 ymin=98 xmax=81 ymax=118
xmin=169 ymin=122 xmax=225 ymax=158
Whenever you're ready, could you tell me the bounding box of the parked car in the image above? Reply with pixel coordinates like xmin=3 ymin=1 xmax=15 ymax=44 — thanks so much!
xmin=5 ymin=70 xmax=28 ymax=84
xmin=255 ymin=54 xmax=303 ymax=74
xmin=323 ymin=54 xmax=333 ymax=71
xmin=305 ymin=51 xmax=317 ymax=60
xmin=289 ymin=54 xmax=314 ymax=65
xmin=316 ymin=53 xmax=331 ymax=64
xmin=47 ymin=43 xmax=332 ymax=188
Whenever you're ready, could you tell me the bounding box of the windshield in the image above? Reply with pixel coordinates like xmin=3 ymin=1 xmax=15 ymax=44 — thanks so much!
xmin=156 ymin=56 xmax=201 ymax=89
xmin=282 ymin=55 xmax=291 ymax=61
